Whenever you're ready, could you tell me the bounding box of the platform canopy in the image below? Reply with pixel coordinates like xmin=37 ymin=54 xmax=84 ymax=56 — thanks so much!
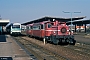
xmin=0 ymin=20 xmax=10 ymax=26
xmin=66 ymin=19 xmax=90 ymax=25
xmin=22 ymin=16 xmax=86 ymax=25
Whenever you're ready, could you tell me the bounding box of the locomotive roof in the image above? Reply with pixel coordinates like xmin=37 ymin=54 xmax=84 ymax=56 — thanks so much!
xmin=6 ymin=23 xmax=21 ymax=27
xmin=22 ymin=16 xmax=86 ymax=25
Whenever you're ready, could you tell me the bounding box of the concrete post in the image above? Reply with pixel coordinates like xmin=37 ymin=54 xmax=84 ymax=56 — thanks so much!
xmin=85 ymin=24 xmax=86 ymax=33
xmin=43 ymin=38 xmax=46 ymax=45
xmin=75 ymin=24 xmax=76 ymax=32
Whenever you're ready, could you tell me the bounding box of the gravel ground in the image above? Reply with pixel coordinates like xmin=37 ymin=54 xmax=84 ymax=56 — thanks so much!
xmin=21 ymin=36 xmax=90 ymax=60
xmin=74 ymin=34 xmax=90 ymax=44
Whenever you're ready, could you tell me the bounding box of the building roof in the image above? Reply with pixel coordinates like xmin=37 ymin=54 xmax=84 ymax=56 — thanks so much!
xmin=0 ymin=20 xmax=10 ymax=26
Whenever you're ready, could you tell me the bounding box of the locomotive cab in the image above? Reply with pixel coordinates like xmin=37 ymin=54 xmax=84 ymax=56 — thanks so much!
xmin=44 ymin=20 xmax=76 ymax=45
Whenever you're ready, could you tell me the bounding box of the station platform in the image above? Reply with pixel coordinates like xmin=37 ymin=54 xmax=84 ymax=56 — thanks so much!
xmin=0 ymin=35 xmax=32 ymax=60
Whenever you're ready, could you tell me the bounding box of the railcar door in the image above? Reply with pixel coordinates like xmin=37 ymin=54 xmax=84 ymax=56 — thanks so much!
xmin=26 ymin=26 xmax=29 ymax=36
xmin=40 ymin=24 xmax=44 ymax=38
xmin=45 ymin=22 xmax=53 ymax=38
xmin=44 ymin=23 xmax=47 ymax=37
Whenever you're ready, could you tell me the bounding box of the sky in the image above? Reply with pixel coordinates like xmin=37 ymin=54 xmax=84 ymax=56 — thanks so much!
xmin=0 ymin=0 xmax=90 ymax=24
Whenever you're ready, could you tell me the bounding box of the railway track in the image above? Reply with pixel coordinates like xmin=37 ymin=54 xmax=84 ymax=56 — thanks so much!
xmin=12 ymin=36 xmax=68 ymax=60
xmin=55 ymin=43 xmax=90 ymax=60
xmin=63 ymin=43 xmax=90 ymax=56
xmin=11 ymin=35 xmax=90 ymax=60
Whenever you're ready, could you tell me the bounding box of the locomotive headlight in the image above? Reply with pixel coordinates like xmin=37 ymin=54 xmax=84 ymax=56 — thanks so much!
xmin=53 ymin=31 xmax=55 ymax=33
xmin=67 ymin=30 xmax=69 ymax=31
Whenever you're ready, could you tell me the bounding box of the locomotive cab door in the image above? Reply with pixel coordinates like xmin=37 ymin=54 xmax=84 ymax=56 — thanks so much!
xmin=44 ymin=23 xmax=47 ymax=36
xmin=45 ymin=23 xmax=52 ymax=37
xmin=26 ymin=26 xmax=29 ymax=36
xmin=43 ymin=23 xmax=47 ymax=44
xmin=44 ymin=23 xmax=50 ymax=41
xmin=44 ymin=22 xmax=52 ymax=41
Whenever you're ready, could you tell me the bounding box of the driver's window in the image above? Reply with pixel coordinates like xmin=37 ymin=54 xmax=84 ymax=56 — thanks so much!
xmin=48 ymin=23 xmax=52 ymax=28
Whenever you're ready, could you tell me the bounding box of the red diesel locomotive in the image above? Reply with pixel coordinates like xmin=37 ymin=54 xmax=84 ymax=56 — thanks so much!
xmin=26 ymin=20 xmax=76 ymax=45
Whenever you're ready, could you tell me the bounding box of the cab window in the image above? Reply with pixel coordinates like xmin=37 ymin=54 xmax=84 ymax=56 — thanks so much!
xmin=48 ymin=23 xmax=52 ymax=28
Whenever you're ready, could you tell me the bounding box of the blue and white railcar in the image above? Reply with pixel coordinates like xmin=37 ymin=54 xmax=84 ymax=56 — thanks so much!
xmin=6 ymin=23 xmax=21 ymax=35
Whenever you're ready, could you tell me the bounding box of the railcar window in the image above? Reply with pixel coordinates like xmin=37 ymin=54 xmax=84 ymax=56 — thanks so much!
xmin=48 ymin=23 xmax=52 ymax=28
xmin=33 ymin=26 xmax=39 ymax=30
xmin=29 ymin=26 xmax=31 ymax=29
xmin=12 ymin=25 xmax=20 ymax=28
xmin=26 ymin=26 xmax=29 ymax=29
xmin=31 ymin=26 xmax=33 ymax=29
xmin=41 ymin=25 xmax=43 ymax=29
xmin=39 ymin=26 xmax=41 ymax=29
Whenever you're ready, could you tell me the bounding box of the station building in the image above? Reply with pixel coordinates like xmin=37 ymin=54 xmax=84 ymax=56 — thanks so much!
xmin=0 ymin=19 xmax=10 ymax=34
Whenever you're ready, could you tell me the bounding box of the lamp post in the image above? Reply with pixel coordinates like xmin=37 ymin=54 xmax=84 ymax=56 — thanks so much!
xmin=62 ymin=11 xmax=81 ymax=32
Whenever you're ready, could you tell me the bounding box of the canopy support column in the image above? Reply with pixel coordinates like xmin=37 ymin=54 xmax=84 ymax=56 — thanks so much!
xmin=84 ymin=24 xmax=86 ymax=33
xmin=75 ymin=24 xmax=76 ymax=32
